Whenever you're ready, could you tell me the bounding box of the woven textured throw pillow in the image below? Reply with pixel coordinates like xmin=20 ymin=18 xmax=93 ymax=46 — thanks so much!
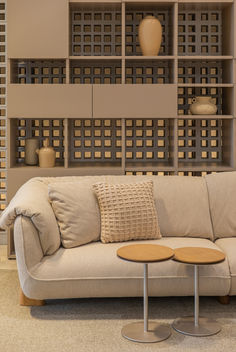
xmin=92 ymin=180 xmax=161 ymax=243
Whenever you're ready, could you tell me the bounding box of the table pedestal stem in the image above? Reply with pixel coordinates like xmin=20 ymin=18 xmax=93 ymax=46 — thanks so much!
xmin=194 ymin=265 xmax=199 ymax=327
xmin=144 ymin=263 xmax=148 ymax=332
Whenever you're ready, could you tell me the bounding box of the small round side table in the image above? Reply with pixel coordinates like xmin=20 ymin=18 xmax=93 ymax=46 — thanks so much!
xmin=117 ymin=243 xmax=174 ymax=343
xmin=172 ymin=247 xmax=225 ymax=337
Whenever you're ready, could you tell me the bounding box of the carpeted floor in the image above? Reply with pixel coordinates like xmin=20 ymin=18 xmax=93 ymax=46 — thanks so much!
xmin=0 ymin=269 xmax=236 ymax=352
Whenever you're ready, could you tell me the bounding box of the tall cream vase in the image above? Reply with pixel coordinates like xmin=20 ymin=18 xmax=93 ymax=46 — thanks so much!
xmin=138 ymin=16 xmax=162 ymax=56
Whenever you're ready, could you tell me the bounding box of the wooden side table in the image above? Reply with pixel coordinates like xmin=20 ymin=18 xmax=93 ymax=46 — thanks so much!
xmin=172 ymin=247 xmax=225 ymax=337
xmin=117 ymin=243 xmax=174 ymax=343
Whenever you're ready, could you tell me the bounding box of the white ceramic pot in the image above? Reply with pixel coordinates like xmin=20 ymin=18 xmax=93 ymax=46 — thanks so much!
xmin=36 ymin=138 xmax=56 ymax=168
xmin=190 ymin=96 xmax=217 ymax=115
xmin=138 ymin=16 xmax=162 ymax=56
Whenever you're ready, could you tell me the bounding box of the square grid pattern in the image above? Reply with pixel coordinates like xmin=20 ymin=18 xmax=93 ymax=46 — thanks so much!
xmin=70 ymin=119 xmax=121 ymax=163
xmin=125 ymin=119 xmax=170 ymax=163
xmin=70 ymin=60 xmax=121 ymax=84
xmin=71 ymin=7 xmax=121 ymax=56
xmin=16 ymin=119 xmax=64 ymax=164
xmin=14 ymin=60 xmax=66 ymax=84
xmin=0 ymin=1 xmax=6 ymax=226
xmin=178 ymin=10 xmax=222 ymax=55
xmin=126 ymin=171 xmax=172 ymax=175
xmin=178 ymin=61 xmax=222 ymax=84
xmin=126 ymin=8 xmax=171 ymax=55
xmin=178 ymin=87 xmax=222 ymax=115
xmin=126 ymin=60 xmax=172 ymax=84
xmin=178 ymin=119 xmax=222 ymax=162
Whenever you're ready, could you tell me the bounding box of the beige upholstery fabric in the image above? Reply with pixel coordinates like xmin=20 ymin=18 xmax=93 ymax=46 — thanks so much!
xmin=93 ymin=181 xmax=161 ymax=243
xmin=15 ymin=216 xmax=230 ymax=300
xmin=0 ymin=178 xmax=60 ymax=255
xmin=48 ymin=181 xmax=100 ymax=248
xmin=215 ymin=238 xmax=236 ymax=295
xmin=205 ymin=172 xmax=236 ymax=239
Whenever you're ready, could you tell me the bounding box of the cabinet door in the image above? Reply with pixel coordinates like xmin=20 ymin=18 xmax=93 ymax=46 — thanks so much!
xmin=93 ymin=85 xmax=177 ymax=118
xmin=7 ymin=0 xmax=68 ymax=58
xmin=8 ymin=85 xmax=92 ymax=118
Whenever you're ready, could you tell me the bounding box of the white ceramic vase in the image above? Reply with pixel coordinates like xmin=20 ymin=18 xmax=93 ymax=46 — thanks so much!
xmin=36 ymin=138 xmax=56 ymax=168
xmin=190 ymin=96 xmax=217 ymax=115
xmin=138 ymin=16 xmax=162 ymax=56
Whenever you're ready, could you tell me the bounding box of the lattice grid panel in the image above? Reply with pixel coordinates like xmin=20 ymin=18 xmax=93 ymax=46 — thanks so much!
xmin=126 ymin=171 xmax=172 ymax=175
xmin=70 ymin=119 xmax=122 ymax=163
xmin=71 ymin=7 xmax=121 ymax=56
xmin=178 ymin=87 xmax=222 ymax=115
xmin=0 ymin=1 xmax=6 ymax=225
xmin=178 ymin=10 xmax=222 ymax=55
xmin=70 ymin=60 xmax=121 ymax=84
xmin=126 ymin=60 xmax=172 ymax=84
xmin=178 ymin=171 xmax=216 ymax=176
xmin=125 ymin=119 xmax=170 ymax=163
xmin=14 ymin=60 xmax=66 ymax=84
xmin=178 ymin=61 xmax=222 ymax=84
xmin=126 ymin=8 xmax=171 ymax=56
xmin=178 ymin=119 xmax=222 ymax=162
xmin=16 ymin=119 xmax=64 ymax=164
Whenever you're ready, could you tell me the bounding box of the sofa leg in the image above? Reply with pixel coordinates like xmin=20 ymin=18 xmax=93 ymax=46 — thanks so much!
xmin=217 ymin=295 xmax=230 ymax=305
xmin=20 ymin=288 xmax=45 ymax=306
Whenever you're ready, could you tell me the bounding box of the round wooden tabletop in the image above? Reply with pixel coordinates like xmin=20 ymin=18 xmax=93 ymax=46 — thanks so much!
xmin=117 ymin=244 xmax=174 ymax=263
xmin=173 ymin=247 xmax=225 ymax=265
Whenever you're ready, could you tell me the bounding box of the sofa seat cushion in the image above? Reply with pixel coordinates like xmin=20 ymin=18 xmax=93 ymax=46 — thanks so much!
xmin=28 ymin=237 xmax=230 ymax=299
xmin=206 ymin=172 xmax=236 ymax=239
xmin=215 ymin=238 xmax=236 ymax=295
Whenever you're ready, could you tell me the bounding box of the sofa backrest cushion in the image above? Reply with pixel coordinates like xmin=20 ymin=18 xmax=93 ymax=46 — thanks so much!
xmin=151 ymin=175 xmax=214 ymax=239
xmin=205 ymin=171 xmax=236 ymax=239
xmin=47 ymin=175 xmax=213 ymax=243
xmin=48 ymin=180 xmax=101 ymax=248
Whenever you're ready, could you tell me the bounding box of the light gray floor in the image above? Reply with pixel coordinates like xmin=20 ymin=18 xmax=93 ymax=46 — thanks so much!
xmin=0 ymin=246 xmax=235 ymax=352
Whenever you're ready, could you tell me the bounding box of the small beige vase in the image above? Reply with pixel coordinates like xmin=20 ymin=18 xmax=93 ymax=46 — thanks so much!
xmin=138 ymin=16 xmax=162 ymax=56
xmin=36 ymin=138 xmax=56 ymax=168
xmin=190 ymin=96 xmax=217 ymax=115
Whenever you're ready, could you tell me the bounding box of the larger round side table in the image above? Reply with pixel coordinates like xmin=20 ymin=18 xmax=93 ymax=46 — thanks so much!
xmin=172 ymin=247 xmax=225 ymax=337
xmin=117 ymin=243 xmax=174 ymax=343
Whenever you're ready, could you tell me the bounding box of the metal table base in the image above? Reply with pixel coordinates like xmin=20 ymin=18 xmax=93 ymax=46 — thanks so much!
xmin=172 ymin=265 xmax=221 ymax=337
xmin=122 ymin=263 xmax=171 ymax=343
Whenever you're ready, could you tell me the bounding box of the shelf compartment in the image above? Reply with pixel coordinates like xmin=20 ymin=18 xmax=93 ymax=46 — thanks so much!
xmin=178 ymin=60 xmax=233 ymax=84
xmin=178 ymin=118 xmax=233 ymax=168
xmin=11 ymin=60 xmax=66 ymax=84
xmin=125 ymin=60 xmax=174 ymax=84
xmin=69 ymin=118 xmax=122 ymax=166
xmin=178 ymin=87 xmax=233 ymax=115
xmin=178 ymin=3 xmax=233 ymax=56
xmin=70 ymin=60 xmax=121 ymax=84
xmin=70 ymin=3 xmax=121 ymax=56
xmin=125 ymin=3 xmax=173 ymax=56
xmin=10 ymin=118 xmax=65 ymax=167
xmin=125 ymin=118 xmax=174 ymax=168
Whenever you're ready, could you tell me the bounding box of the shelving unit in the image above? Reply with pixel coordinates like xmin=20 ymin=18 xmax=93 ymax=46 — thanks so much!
xmin=5 ymin=0 xmax=236 ymax=256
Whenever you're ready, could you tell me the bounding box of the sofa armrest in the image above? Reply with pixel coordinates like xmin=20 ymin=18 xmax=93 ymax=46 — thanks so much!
xmin=14 ymin=215 xmax=44 ymax=297
xmin=0 ymin=177 xmax=60 ymax=255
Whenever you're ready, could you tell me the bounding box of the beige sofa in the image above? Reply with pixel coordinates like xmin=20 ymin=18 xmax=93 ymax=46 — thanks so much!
xmin=1 ymin=172 xmax=236 ymax=302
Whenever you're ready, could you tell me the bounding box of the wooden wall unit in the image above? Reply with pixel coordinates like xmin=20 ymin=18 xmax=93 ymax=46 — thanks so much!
xmin=5 ymin=0 xmax=236 ymax=256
